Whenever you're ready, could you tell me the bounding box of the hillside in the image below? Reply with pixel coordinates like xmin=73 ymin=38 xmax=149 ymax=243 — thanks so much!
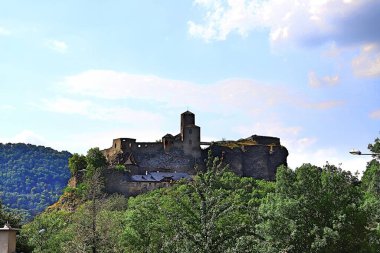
xmin=0 ymin=143 xmax=71 ymax=220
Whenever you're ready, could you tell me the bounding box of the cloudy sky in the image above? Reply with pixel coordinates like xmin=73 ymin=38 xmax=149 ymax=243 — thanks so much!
xmin=1 ymin=0 xmax=379 ymax=174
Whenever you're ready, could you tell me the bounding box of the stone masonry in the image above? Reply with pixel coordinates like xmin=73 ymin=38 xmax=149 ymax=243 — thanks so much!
xmin=101 ymin=111 xmax=288 ymax=196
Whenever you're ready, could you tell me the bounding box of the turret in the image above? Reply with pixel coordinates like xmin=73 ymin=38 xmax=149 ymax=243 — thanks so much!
xmin=181 ymin=111 xmax=195 ymax=140
xmin=180 ymin=111 xmax=201 ymax=158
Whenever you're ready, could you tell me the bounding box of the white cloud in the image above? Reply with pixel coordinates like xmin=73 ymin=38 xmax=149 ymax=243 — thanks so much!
xmin=50 ymin=128 xmax=167 ymax=154
xmin=300 ymin=99 xmax=345 ymax=110
xmin=42 ymin=97 xmax=91 ymax=115
xmin=369 ymin=109 xmax=380 ymax=119
xmin=0 ymin=104 xmax=15 ymax=111
xmin=54 ymin=69 xmax=343 ymax=125
xmin=234 ymin=120 xmax=302 ymax=138
xmin=39 ymin=69 xmax=346 ymax=158
xmin=38 ymin=69 xmax=362 ymax=174
xmin=352 ymin=43 xmax=380 ymax=77
xmin=189 ymin=0 xmax=263 ymax=41
xmin=188 ymin=0 xmax=380 ymax=47
xmin=41 ymin=97 xmax=163 ymax=123
xmin=0 ymin=26 xmax=11 ymax=36
xmin=189 ymin=0 xmax=380 ymax=79
xmin=0 ymin=130 xmax=47 ymax=146
xmin=46 ymin=39 xmax=68 ymax=53
xmin=287 ymin=147 xmax=369 ymax=176
xmin=58 ymin=69 xmax=293 ymax=114
xmin=308 ymin=71 xmax=340 ymax=88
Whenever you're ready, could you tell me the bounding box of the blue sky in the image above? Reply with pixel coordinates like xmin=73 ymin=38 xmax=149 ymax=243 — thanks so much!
xmin=1 ymin=0 xmax=379 ymax=174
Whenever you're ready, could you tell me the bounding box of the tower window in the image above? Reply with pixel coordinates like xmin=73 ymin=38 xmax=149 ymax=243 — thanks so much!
xmin=189 ymin=129 xmax=192 ymax=134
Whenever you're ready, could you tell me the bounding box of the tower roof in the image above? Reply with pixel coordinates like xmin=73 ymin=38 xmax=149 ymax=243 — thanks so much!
xmin=181 ymin=110 xmax=194 ymax=115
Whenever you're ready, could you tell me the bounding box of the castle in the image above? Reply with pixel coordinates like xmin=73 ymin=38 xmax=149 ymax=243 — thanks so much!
xmin=101 ymin=111 xmax=288 ymax=196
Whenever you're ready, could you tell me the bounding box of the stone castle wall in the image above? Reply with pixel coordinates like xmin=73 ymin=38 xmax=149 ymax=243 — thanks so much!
xmin=100 ymin=111 xmax=288 ymax=196
xmin=205 ymin=144 xmax=288 ymax=181
xmin=133 ymin=147 xmax=196 ymax=173
xmin=103 ymin=170 xmax=172 ymax=196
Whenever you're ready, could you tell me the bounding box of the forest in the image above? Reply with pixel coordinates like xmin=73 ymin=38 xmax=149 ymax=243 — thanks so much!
xmin=0 ymin=143 xmax=71 ymax=220
xmin=10 ymin=137 xmax=380 ymax=253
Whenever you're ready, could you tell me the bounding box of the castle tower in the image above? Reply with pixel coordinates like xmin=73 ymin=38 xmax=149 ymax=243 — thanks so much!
xmin=180 ymin=111 xmax=201 ymax=158
xmin=181 ymin=111 xmax=195 ymax=139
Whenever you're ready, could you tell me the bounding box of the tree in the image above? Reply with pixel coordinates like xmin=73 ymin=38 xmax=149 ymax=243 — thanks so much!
xmin=85 ymin=148 xmax=107 ymax=177
xmin=258 ymin=163 xmax=369 ymax=253
xmin=0 ymin=143 xmax=71 ymax=220
xmin=368 ymin=137 xmax=380 ymax=155
xmin=123 ymin=153 xmax=269 ymax=253
xmin=68 ymin=153 xmax=87 ymax=176
xmin=63 ymin=169 xmax=106 ymax=253
xmin=361 ymin=136 xmax=380 ymax=252
xmin=123 ymin=191 xmax=170 ymax=253
xmin=21 ymin=210 xmax=72 ymax=253
xmin=21 ymin=194 xmax=127 ymax=253
xmin=0 ymin=200 xmax=21 ymax=227
xmin=87 ymin=169 xmax=104 ymax=253
xmin=163 ymin=156 xmax=263 ymax=253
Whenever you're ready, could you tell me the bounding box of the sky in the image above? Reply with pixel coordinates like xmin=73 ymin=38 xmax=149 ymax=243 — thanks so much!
xmin=0 ymin=0 xmax=379 ymax=175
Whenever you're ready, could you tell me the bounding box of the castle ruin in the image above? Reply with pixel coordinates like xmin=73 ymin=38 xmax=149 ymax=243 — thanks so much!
xmin=101 ymin=111 xmax=288 ymax=196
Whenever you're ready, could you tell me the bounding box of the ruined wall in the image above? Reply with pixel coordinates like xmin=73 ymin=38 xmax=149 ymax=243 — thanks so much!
xmin=99 ymin=111 xmax=289 ymax=196
xmin=133 ymin=147 xmax=197 ymax=174
xmin=105 ymin=143 xmax=197 ymax=175
xmin=245 ymin=135 xmax=280 ymax=145
xmin=103 ymin=170 xmax=171 ymax=196
xmin=126 ymin=181 xmax=170 ymax=196
xmin=204 ymin=144 xmax=288 ymax=181
xmin=103 ymin=170 xmax=131 ymax=195
xmin=103 ymin=132 xmax=289 ymax=188
xmin=105 ymin=140 xmax=287 ymax=182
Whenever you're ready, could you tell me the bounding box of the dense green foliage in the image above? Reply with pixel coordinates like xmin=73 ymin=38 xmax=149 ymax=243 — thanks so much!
xmin=122 ymin=159 xmax=272 ymax=253
xmin=0 ymin=143 xmax=71 ymax=220
xmin=20 ymin=137 xmax=380 ymax=252
xmin=360 ymin=137 xmax=380 ymax=252
xmin=68 ymin=153 xmax=87 ymax=176
xmin=68 ymin=148 xmax=107 ymax=178
xmin=21 ymin=194 xmax=127 ymax=253
xmin=0 ymin=200 xmax=21 ymax=227
xmin=258 ymin=164 xmax=368 ymax=252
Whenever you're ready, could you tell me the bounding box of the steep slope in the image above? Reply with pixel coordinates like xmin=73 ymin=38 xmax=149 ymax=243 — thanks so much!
xmin=0 ymin=143 xmax=71 ymax=220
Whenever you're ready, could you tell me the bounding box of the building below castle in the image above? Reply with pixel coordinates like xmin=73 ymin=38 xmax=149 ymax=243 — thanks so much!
xmin=101 ymin=111 xmax=288 ymax=196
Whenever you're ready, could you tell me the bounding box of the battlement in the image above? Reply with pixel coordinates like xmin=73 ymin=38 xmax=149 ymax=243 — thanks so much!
xmin=102 ymin=111 xmax=202 ymax=162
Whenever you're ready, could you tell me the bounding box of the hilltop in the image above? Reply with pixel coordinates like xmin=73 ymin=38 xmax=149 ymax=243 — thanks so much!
xmin=0 ymin=143 xmax=71 ymax=220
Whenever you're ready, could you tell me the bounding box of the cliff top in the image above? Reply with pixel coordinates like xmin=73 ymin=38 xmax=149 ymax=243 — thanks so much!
xmin=214 ymin=135 xmax=281 ymax=149
xmin=215 ymin=139 xmax=259 ymax=149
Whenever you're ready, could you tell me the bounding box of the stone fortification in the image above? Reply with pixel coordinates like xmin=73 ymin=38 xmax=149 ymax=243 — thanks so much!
xmin=204 ymin=136 xmax=288 ymax=181
xmin=101 ymin=111 xmax=288 ymax=196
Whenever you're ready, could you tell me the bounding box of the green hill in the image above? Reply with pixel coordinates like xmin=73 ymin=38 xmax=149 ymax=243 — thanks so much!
xmin=0 ymin=143 xmax=71 ymax=221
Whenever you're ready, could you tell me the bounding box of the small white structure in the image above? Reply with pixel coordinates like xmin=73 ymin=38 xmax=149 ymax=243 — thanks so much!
xmin=0 ymin=223 xmax=18 ymax=253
